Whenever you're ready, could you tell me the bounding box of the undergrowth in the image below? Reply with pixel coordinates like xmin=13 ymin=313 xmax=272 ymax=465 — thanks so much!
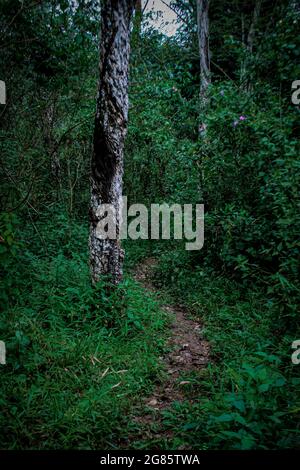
xmin=0 ymin=216 xmax=167 ymax=449
xmin=131 ymin=250 xmax=300 ymax=450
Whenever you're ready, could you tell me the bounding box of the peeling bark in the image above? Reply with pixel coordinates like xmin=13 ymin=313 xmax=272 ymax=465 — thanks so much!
xmin=89 ymin=0 xmax=134 ymax=285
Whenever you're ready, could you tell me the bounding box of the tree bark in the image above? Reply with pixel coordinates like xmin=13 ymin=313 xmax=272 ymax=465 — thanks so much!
xmin=196 ymin=0 xmax=210 ymax=109
xmin=134 ymin=0 xmax=142 ymax=35
xmin=240 ymin=0 xmax=262 ymax=91
xmin=247 ymin=0 xmax=262 ymax=55
xmin=89 ymin=0 xmax=134 ymax=285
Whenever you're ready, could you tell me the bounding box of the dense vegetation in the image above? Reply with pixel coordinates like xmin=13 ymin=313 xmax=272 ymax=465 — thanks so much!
xmin=1 ymin=0 xmax=299 ymax=450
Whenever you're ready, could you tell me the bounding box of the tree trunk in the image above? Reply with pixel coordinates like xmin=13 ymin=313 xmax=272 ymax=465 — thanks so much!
xmin=89 ymin=0 xmax=134 ymax=285
xmin=240 ymin=0 xmax=262 ymax=91
xmin=247 ymin=0 xmax=262 ymax=55
xmin=196 ymin=0 xmax=210 ymax=109
xmin=134 ymin=0 xmax=142 ymax=35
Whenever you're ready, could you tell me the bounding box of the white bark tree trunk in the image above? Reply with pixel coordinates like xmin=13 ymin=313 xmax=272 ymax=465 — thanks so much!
xmin=89 ymin=0 xmax=134 ymax=285
xmin=240 ymin=0 xmax=262 ymax=91
xmin=196 ymin=0 xmax=210 ymax=109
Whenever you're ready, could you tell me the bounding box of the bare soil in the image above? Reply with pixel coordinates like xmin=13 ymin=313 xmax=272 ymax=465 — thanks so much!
xmin=130 ymin=258 xmax=209 ymax=441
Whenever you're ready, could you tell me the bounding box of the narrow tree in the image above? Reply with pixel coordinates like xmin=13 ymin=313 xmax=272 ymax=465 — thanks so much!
xmin=134 ymin=0 xmax=142 ymax=34
xmin=89 ymin=0 xmax=135 ymax=284
xmin=240 ymin=0 xmax=262 ymax=91
xmin=196 ymin=0 xmax=210 ymax=109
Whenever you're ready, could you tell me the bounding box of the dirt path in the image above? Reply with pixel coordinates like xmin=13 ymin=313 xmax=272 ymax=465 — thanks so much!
xmin=131 ymin=258 xmax=209 ymax=441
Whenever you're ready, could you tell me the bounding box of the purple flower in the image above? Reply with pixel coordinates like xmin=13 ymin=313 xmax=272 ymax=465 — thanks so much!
xmin=239 ymin=115 xmax=246 ymax=121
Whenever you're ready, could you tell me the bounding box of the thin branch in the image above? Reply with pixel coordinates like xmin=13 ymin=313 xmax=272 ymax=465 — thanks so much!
xmin=142 ymin=0 xmax=150 ymax=14
xmin=210 ymin=59 xmax=237 ymax=86
xmin=49 ymin=116 xmax=93 ymax=159
xmin=5 ymin=179 xmax=34 ymax=213
xmin=0 ymin=37 xmax=38 ymax=50
xmin=160 ymin=0 xmax=188 ymax=25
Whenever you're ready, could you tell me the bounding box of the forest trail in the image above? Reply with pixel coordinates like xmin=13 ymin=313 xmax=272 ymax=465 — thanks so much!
xmin=131 ymin=258 xmax=210 ymax=442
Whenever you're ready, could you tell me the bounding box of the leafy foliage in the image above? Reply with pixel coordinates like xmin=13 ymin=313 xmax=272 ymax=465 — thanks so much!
xmin=0 ymin=0 xmax=299 ymax=451
xmin=0 ymin=216 xmax=167 ymax=449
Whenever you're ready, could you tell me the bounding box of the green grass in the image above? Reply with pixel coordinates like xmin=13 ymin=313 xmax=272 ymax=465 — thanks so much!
xmin=0 ymin=220 xmax=167 ymax=449
xmin=1 ymin=219 xmax=300 ymax=450
xmin=138 ymin=252 xmax=300 ymax=450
